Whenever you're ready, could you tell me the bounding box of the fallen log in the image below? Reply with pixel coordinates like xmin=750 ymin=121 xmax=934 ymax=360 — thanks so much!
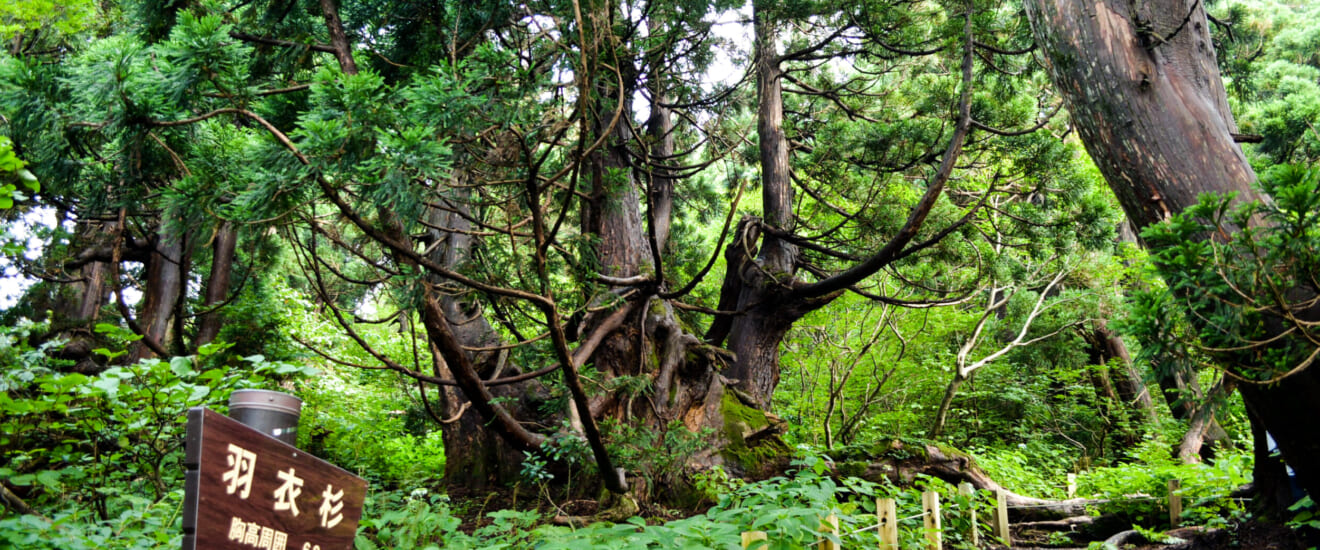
xmin=1015 ymin=515 xmax=1096 ymax=531
xmin=830 ymin=439 xmax=1100 ymax=521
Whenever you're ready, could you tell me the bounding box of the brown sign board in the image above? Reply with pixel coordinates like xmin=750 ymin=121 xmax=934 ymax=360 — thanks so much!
xmin=183 ymin=408 xmax=367 ymax=550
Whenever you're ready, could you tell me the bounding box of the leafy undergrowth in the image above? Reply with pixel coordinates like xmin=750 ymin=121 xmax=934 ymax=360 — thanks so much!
xmin=355 ymin=459 xmax=992 ymax=550
xmin=0 ymin=323 xmax=1295 ymax=550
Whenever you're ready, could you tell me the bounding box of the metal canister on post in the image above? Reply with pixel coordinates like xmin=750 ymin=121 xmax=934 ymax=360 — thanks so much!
xmin=227 ymin=389 xmax=302 ymax=447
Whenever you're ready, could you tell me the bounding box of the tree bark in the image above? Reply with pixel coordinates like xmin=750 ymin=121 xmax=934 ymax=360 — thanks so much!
xmin=75 ymin=260 xmax=108 ymax=322
xmin=646 ymin=37 xmax=675 ymax=256
xmin=1177 ymin=378 xmax=1230 ymax=463
xmin=584 ymin=114 xmax=649 ymax=280
xmin=1024 ymin=0 xmax=1320 ymax=497
xmin=196 ymin=221 xmax=237 ymax=346
xmin=1080 ymin=325 xmax=1154 ymax=448
xmin=424 ymin=188 xmax=535 ymax=490
xmin=317 ymin=0 xmax=358 ymax=75
xmin=130 ymin=229 xmax=186 ymax=361
xmin=930 ymin=373 xmax=968 ymax=439
xmin=717 ymin=2 xmax=803 ymax=406
xmin=750 ymin=2 xmax=795 ymax=274
xmin=1248 ymin=408 xmax=1297 ymax=519
xmin=1091 ymin=326 xmax=1156 ymax=420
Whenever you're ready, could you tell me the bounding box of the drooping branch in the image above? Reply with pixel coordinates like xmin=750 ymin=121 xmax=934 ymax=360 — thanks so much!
xmin=793 ymin=11 xmax=977 ymax=300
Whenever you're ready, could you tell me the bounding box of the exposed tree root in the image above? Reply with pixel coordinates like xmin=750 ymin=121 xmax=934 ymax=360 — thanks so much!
xmin=550 ymin=488 xmax=642 ymax=527
xmin=0 ymin=483 xmax=46 ymax=520
xmin=1106 ymin=528 xmax=1189 ymax=547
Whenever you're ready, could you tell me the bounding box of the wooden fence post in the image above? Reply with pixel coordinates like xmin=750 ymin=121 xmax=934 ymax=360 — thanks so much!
xmin=992 ymin=489 xmax=1012 ymax=547
xmin=741 ymin=531 xmax=767 ymax=549
xmin=1168 ymin=479 xmax=1182 ymax=527
xmin=878 ymin=497 xmax=899 ymax=550
xmin=922 ymin=490 xmax=942 ymax=550
xmin=959 ymin=482 xmax=979 ymax=547
xmin=819 ymin=513 xmax=840 ymax=550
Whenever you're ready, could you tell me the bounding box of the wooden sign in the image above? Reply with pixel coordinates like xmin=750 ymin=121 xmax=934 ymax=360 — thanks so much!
xmin=183 ymin=408 xmax=367 ymax=550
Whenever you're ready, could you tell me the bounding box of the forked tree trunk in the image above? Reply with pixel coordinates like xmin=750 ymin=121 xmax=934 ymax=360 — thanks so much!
xmin=1024 ymin=0 xmax=1320 ymax=498
xmin=715 ymin=2 xmax=816 ymax=408
xmin=577 ymin=54 xmax=777 ymax=482
xmin=929 ymin=373 xmax=968 ymax=440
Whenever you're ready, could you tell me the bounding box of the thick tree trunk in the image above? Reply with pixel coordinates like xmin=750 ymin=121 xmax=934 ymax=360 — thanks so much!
xmin=725 ymin=301 xmax=797 ymax=408
xmin=1248 ymin=408 xmax=1297 ymax=519
xmin=1023 ymin=0 xmax=1255 ymax=226
xmin=75 ymin=260 xmax=108 ymax=322
xmin=1237 ymin=379 xmax=1320 ymax=499
xmin=196 ymin=221 xmax=237 ymax=346
xmin=1024 ymin=0 xmax=1320 ymax=497
xmin=646 ymin=53 xmax=675 ymax=256
xmin=585 ymin=123 xmax=650 ymax=279
xmin=716 ymin=3 xmax=807 ymax=407
xmin=751 ymin=4 xmax=795 ymax=274
xmin=130 ymin=229 xmax=186 ymax=361
xmin=578 ymin=62 xmax=769 ymax=485
xmin=417 ymin=180 xmax=540 ymax=490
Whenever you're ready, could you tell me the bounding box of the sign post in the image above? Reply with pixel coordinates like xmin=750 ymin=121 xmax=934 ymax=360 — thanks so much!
xmin=182 ymin=408 xmax=367 ymax=550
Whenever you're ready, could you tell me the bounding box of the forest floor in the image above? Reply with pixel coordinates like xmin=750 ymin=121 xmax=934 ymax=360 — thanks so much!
xmin=1012 ymin=520 xmax=1310 ymax=550
xmin=1165 ymin=521 xmax=1311 ymax=550
xmin=446 ymin=486 xmax=1313 ymax=549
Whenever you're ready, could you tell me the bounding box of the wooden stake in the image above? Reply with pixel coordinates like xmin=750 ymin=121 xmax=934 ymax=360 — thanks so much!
xmin=878 ymin=497 xmax=899 ymax=550
xmin=741 ymin=531 xmax=767 ymax=549
xmin=959 ymin=482 xmax=979 ymax=547
xmin=1067 ymin=473 xmax=1077 ymax=498
xmin=992 ymin=489 xmax=1012 ymax=547
xmin=922 ymin=490 xmax=942 ymax=550
xmin=819 ymin=513 xmax=840 ymax=550
xmin=1168 ymin=479 xmax=1182 ymax=527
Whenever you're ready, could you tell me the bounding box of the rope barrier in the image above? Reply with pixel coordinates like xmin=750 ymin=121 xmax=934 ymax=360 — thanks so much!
xmin=746 ymin=490 xmax=1250 ymax=548
xmin=1005 ymin=492 xmax=1248 ymax=510
xmin=796 ymin=509 xmax=934 ymax=547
